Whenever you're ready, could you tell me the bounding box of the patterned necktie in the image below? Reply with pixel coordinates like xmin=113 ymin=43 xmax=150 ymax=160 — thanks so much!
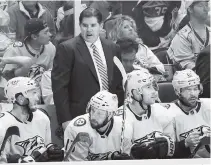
xmin=91 ymin=43 xmax=109 ymax=90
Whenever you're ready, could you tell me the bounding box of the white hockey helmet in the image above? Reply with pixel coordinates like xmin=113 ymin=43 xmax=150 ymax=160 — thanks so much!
xmin=172 ymin=69 xmax=202 ymax=95
xmin=4 ymin=77 xmax=39 ymax=103
xmin=126 ymin=68 xmax=158 ymax=98
xmin=86 ymin=90 xmax=118 ymax=113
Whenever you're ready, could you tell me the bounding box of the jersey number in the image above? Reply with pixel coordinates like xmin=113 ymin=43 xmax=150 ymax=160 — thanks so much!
xmin=155 ymin=6 xmax=167 ymax=16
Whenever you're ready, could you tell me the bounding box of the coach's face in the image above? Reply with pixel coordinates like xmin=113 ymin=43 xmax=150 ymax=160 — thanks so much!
xmin=80 ymin=16 xmax=102 ymax=43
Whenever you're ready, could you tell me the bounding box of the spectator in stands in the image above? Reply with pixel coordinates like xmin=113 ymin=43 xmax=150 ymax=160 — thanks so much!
xmin=0 ymin=1 xmax=14 ymax=57
xmin=167 ymin=0 xmax=210 ymax=70
xmin=108 ymin=15 xmax=165 ymax=77
xmin=1 ymin=18 xmax=55 ymax=80
xmin=89 ymin=1 xmax=122 ymax=22
xmin=195 ymin=45 xmax=210 ymax=98
xmin=7 ymin=1 xmax=56 ymax=41
xmin=116 ymin=37 xmax=138 ymax=74
xmin=132 ymin=1 xmax=181 ymax=51
xmin=55 ymin=1 xmax=72 ymax=31
xmin=54 ymin=1 xmax=74 ymax=47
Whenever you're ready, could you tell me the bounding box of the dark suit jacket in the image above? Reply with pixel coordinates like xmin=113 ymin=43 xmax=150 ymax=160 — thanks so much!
xmin=51 ymin=35 xmax=122 ymax=124
xmin=195 ymin=45 xmax=210 ymax=98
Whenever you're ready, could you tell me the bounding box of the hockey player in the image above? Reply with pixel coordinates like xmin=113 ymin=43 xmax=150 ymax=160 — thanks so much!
xmin=64 ymin=91 xmax=133 ymax=161
xmin=116 ymin=69 xmax=175 ymax=159
xmin=163 ymin=69 xmax=210 ymax=158
xmin=0 ymin=77 xmax=64 ymax=163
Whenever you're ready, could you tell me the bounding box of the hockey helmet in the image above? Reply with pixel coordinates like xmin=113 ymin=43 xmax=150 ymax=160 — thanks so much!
xmin=4 ymin=77 xmax=39 ymax=103
xmin=126 ymin=68 xmax=159 ymax=99
xmin=172 ymin=69 xmax=202 ymax=95
xmin=86 ymin=90 xmax=118 ymax=113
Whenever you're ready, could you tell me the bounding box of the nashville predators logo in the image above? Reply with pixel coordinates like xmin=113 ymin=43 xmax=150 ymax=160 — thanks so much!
xmin=15 ymin=135 xmax=45 ymax=156
xmin=134 ymin=131 xmax=163 ymax=143
xmin=179 ymin=126 xmax=210 ymax=140
xmin=114 ymin=109 xmax=123 ymax=116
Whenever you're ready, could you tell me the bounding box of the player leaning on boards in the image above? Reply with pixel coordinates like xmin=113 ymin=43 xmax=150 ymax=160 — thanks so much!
xmin=0 ymin=77 xmax=63 ymax=163
xmin=64 ymin=91 xmax=133 ymax=161
xmin=162 ymin=69 xmax=210 ymax=158
xmin=116 ymin=69 xmax=176 ymax=159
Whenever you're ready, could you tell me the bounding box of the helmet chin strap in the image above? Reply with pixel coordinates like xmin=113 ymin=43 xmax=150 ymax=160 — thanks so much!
xmin=15 ymin=98 xmax=32 ymax=114
xmin=131 ymin=95 xmax=148 ymax=111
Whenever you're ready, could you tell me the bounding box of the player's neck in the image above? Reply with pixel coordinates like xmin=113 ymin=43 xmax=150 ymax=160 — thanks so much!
xmin=28 ymin=40 xmax=43 ymax=51
xmin=97 ymin=120 xmax=111 ymax=134
xmin=178 ymin=100 xmax=196 ymax=113
xmin=130 ymin=101 xmax=148 ymax=116
xmin=190 ymin=18 xmax=206 ymax=31
xmin=11 ymin=104 xmax=29 ymax=123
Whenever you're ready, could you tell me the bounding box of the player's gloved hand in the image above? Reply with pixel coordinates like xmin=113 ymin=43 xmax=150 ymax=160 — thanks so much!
xmin=130 ymin=139 xmax=158 ymax=159
xmin=18 ymin=156 xmax=35 ymax=163
xmin=7 ymin=154 xmax=21 ymax=163
xmin=185 ymin=131 xmax=200 ymax=148
xmin=111 ymin=151 xmax=133 ymax=160
xmin=153 ymin=137 xmax=170 ymax=158
xmin=131 ymin=136 xmax=175 ymax=159
xmin=46 ymin=143 xmax=64 ymax=161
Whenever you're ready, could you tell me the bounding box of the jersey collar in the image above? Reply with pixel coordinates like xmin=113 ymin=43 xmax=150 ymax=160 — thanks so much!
xmin=96 ymin=118 xmax=114 ymax=138
xmin=127 ymin=104 xmax=151 ymax=121
xmin=8 ymin=111 xmax=33 ymax=123
xmin=175 ymin=101 xmax=201 ymax=115
xmin=25 ymin=40 xmax=45 ymax=57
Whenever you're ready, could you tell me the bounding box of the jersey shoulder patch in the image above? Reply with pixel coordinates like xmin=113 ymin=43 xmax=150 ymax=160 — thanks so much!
xmin=73 ymin=117 xmax=86 ymax=127
xmin=114 ymin=109 xmax=123 ymax=116
xmin=13 ymin=41 xmax=23 ymax=47
xmin=178 ymin=25 xmax=192 ymax=38
xmin=160 ymin=103 xmax=171 ymax=109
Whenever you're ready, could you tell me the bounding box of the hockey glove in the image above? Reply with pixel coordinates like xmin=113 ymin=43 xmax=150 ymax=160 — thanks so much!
xmin=46 ymin=143 xmax=64 ymax=161
xmin=130 ymin=139 xmax=158 ymax=159
xmin=152 ymin=135 xmax=175 ymax=158
xmin=111 ymin=151 xmax=133 ymax=160
xmin=7 ymin=154 xmax=21 ymax=163
xmin=131 ymin=136 xmax=175 ymax=159
xmin=18 ymin=156 xmax=36 ymax=163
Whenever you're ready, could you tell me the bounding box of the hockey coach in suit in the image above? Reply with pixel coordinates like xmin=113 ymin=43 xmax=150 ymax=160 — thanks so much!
xmin=51 ymin=7 xmax=122 ymax=130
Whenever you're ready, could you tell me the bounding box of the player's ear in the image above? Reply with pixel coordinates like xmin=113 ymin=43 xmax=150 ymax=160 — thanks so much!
xmin=31 ymin=33 xmax=38 ymax=40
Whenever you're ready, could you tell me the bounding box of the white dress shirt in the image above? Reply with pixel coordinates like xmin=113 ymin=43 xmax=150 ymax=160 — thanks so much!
xmin=85 ymin=37 xmax=108 ymax=91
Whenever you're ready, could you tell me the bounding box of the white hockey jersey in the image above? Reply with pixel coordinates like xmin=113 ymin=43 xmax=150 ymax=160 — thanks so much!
xmin=161 ymin=98 xmax=210 ymax=158
xmin=0 ymin=109 xmax=51 ymax=163
xmin=3 ymin=41 xmax=56 ymax=77
xmin=116 ymin=103 xmax=175 ymax=156
xmin=64 ymin=113 xmax=133 ymax=161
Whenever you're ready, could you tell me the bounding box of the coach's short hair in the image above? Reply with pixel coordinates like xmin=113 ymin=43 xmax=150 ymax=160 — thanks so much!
xmin=79 ymin=7 xmax=103 ymax=24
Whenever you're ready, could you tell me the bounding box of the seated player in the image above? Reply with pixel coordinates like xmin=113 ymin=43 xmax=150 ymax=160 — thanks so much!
xmin=0 ymin=77 xmax=63 ymax=163
xmin=64 ymin=91 xmax=133 ymax=161
xmin=116 ymin=69 xmax=175 ymax=159
xmin=163 ymin=69 xmax=210 ymax=158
